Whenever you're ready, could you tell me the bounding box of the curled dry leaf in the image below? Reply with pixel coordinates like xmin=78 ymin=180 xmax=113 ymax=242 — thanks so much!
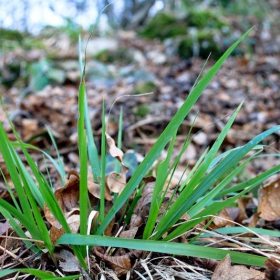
xmin=258 ymin=176 xmax=280 ymax=221
xmin=212 ymin=254 xmax=264 ymax=280
xmin=119 ymin=227 xmax=138 ymax=239
xmin=106 ymin=170 xmax=127 ymax=194
xmin=94 ymin=246 xmax=132 ymax=277
xmin=106 ymin=132 xmax=124 ymax=161
xmin=88 ymin=180 xmax=112 ymax=201
xmin=105 ymin=132 xmax=129 ymax=194
xmin=211 ymin=209 xmax=234 ymax=229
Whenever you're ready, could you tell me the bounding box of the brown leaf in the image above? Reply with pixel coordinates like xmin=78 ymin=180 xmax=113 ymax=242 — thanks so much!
xmin=94 ymin=246 xmax=132 ymax=277
xmin=106 ymin=171 xmax=127 ymax=194
xmin=22 ymin=118 xmax=40 ymax=140
xmin=264 ymin=258 xmax=280 ymax=280
xmin=88 ymin=180 xmax=112 ymax=201
xmin=211 ymin=209 xmax=233 ymax=229
xmin=236 ymin=197 xmax=250 ymax=223
xmin=129 ymin=214 xmax=143 ymax=228
xmin=119 ymin=227 xmax=138 ymax=239
xmin=106 ymin=132 xmax=124 ymax=162
xmin=258 ymin=176 xmax=280 ymax=221
xmin=212 ymin=254 xmax=264 ymax=280
xmin=55 ymin=173 xmax=80 ymax=213
xmin=50 ymin=226 xmax=65 ymax=244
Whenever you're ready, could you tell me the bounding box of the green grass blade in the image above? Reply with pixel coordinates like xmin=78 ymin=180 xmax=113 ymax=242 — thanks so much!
xmin=57 ymin=233 xmax=266 ymax=267
xmin=201 ymin=227 xmax=280 ymax=238
xmin=156 ymin=125 xmax=280 ymax=239
xmin=77 ymin=74 xmax=89 ymax=258
xmin=0 ymin=124 xmax=36 ymax=214
xmin=100 ymin=100 xmax=106 ymax=222
xmin=187 ymin=150 xmax=261 ymax=217
xmin=46 ymin=125 xmax=66 ymax=185
xmin=217 ymin=162 xmax=280 ymax=197
xmin=10 ymin=141 xmax=68 ymax=186
xmin=165 ymin=164 xmax=280 ymax=241
xmin=0 ymin=205 xmax=40 ymax=252
xmin=154 ymin=102 xmax=243 ymax=239
xmin=179 ymin=147 xmax=208 ymax=192
xmin=85 ymin=93 xmax=100 ymax=182
xmin=0 ymin=268 xmax=81 ymax=279
xmin=97 ymin=28 xmax=253 ymax=235
xmin=116 ymin=106 xmax=123 ymax=174
xmin=143 ymin=131 xmax=177 ymax=239
xmin=79 ymin=33 xmax=100 ymax=182
xmin=0 ymin=201 xmax=42 ymax=241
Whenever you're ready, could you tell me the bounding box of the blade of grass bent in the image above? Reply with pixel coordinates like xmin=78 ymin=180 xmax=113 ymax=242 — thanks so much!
xmin=46 ymin=125 xmax=66 ymax=185
xmin=165 ymin=163 xmax=280 ymax=240
xmin=57 ymin=233 xmax=266 ymax=267
xmin=97 ymin=28 xmax=253 ymax=235
xmin=0 ymin=125 xmax=35 ymax=215
xmin=187 ymin=150 xmax=261 ymax=217
xmin=154 ymin=102 xmax=243 ymax=239
xmin=155 ymin=125 xmax=280 ymax=240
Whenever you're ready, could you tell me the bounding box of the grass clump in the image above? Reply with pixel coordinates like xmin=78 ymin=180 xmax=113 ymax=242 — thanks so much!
xmin=0 ymin=28 xmax=279 ymax=279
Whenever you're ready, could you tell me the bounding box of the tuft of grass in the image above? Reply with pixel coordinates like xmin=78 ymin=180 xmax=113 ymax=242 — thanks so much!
xmin=1 ymin=27 xmax=280 ymax=279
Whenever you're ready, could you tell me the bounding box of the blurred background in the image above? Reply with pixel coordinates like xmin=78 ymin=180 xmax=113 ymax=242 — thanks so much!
xmin=0 ymin=0 xmax=276 ymax=33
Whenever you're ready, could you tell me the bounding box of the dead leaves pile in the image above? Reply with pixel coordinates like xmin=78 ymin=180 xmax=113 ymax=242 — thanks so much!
xmin=42 ymin=133 xmax=154 ymax=276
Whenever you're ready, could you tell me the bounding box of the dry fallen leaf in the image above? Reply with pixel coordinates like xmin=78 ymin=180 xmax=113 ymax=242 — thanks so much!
xmin=106 ymin=132 xmax=124 ymax=161
xmin=258 ymin=176 xmax=280 ymax=221
xmin=44 ymin=171 xmax=112 ymax=242
xmin=88 ymin=180 xmax=112 ymax=201
xmin=211 ymin=209 xmax=233 ymax=229
xmin=212 ymin=254 xmax=264 ymax=280
xmin=0 ymin=220 xmax=10 ymax=235
xmin=106 ymin=170 xmax=127 ymax=194
xmin=264 ymin=258 xmax=280 ymax=280
xmin=58 ymin=249 xmax=81 ymax=272
xmin=94 ymin=246 xmax=132 ymax=277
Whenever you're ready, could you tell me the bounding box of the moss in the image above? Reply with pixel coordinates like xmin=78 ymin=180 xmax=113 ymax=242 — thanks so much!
xmin=140 ymin=12 xmax=186 ymax=40
xmin=187 ymin=9 xmax=228 ymax=29
xmin=140 ymin=9 xmax=230 ymax=42
xmin=135 ymin=81 xmax=156 ymax=95
xmin=178 ymin=30 xmax=223 ymax=59
xmin=0 ymin=28 xmax=24 ymax=43
xmin=94 ymin=48 xmax=133 ymax=64
xmin=133 ymin=104 xmax=150 ymax=117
